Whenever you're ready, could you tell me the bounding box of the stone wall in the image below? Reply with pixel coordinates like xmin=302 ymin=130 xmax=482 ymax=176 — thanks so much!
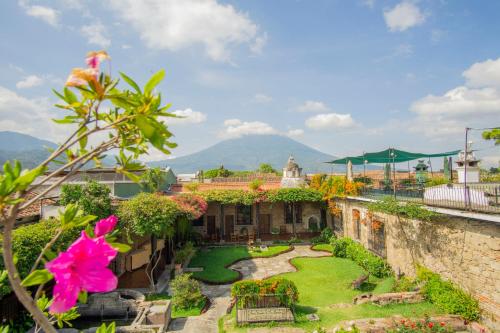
xmin=336 ymin=198 xmax=500 ymax=330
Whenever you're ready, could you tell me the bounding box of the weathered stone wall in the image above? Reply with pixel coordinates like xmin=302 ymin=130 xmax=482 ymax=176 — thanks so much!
xmin=337 ymin=198 xmax=500 ymax=330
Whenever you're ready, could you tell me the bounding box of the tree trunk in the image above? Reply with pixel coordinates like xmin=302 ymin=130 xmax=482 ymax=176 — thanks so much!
xmin=292 ymin=202 xmax=297 ymax=237
xmin=2 ymin=211 xmax=57 ymax=333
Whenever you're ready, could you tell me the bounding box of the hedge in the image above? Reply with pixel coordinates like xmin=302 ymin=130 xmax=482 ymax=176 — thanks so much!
xmin=0 ymin=219 xmax=80 ymax=298
xmin=231 ymin=278 xmax=299 ymax=308
xmin=417 ymin=266 xmax=480 ymax=321
xmin=330 ymin=237 xmax=392 ymax=278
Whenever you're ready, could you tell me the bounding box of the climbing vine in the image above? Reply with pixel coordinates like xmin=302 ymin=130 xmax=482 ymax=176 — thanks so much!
xmin=367 ymin=197 xmax=438 ymax=222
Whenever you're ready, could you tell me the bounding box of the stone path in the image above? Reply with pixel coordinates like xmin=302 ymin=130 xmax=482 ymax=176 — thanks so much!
xmin=167 ymin=245 xmax=329 ymax=333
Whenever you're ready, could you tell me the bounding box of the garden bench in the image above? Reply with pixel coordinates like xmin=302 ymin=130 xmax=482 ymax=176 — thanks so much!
xmin=351 ymin=274 xmax=369 ymax=289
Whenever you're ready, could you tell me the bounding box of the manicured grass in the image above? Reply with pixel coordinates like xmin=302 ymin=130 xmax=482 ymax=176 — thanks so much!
xmin=172 ymin=298 xmax=206 ymax=318
xmin=222 ymin=257 xmax=441 ymax=332
xmin=144 ymin=293 xmax=206 ymax=318
xmin=311 ymin=243 xmax=333 ymax=253
xmin=188 ymin=245 xmax=291 ymax=283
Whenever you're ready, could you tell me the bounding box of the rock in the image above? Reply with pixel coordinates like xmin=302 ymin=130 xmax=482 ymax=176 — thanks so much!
xmin=306 ymin=313 xmax=320 ymax=321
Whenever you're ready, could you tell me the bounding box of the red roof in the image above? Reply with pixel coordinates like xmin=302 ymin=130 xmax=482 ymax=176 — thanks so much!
xmin=171 ymin=181 xmax=282 ymax=193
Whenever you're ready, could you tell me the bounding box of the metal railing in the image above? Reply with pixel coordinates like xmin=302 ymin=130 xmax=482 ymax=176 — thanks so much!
xmin=359 ymin=183 xmax=500 ymax=214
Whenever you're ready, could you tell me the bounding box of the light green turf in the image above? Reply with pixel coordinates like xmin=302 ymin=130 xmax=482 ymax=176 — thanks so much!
xmin=222 ymin=257 xmax=441 ymax=332
xmin=311 ymin=243 xmax=333 ymax=253
xmin=188 ymin=245 xmax=291 ymax=283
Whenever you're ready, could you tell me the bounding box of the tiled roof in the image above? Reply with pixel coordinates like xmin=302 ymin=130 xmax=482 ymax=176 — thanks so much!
xmin=16 ymin=192 xmax=56 ymax=219
xmin=171 ymin=181 xmax=282 ymax=193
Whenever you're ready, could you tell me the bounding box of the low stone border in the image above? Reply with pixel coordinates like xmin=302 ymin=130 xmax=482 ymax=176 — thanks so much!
xmin=332 ymin=315 xmax=490 ymax=333
xmin=353 ymin=291 xmax=424 ymax=306
xmin=191 ymin=245 xmax=295 ymax=285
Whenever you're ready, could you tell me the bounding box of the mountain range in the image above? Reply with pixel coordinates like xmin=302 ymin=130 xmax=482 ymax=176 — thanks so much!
xmin=148 ymin=135 xmax=343 ymax=173
xmin=0 ymin=131 xmax=351 ymax=173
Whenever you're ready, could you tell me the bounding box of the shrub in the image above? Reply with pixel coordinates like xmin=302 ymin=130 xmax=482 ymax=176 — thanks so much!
xmin=169 ymin=273 xmax=204 ymax=310
xmin=60 ymin=180 xmax=112 ymax=219
xmin=393 ymin=276 xmax=417 ymax=292
xmin=117 ymin=192 xmax=180 ymax=237
xmin=311 ymin=227 xmax=334 ymax=245
xmin=330 ymin=237 xmax=391 ymax=278
xmin=231 ymin=278 xmax=298 ymax=308
xmin=416 ymin=266 xmax=479 ymax=321
xmin=175 ymin=242 xmax=195 ymax=265
xmin=0 ymin=219 xmax=80 ymax=297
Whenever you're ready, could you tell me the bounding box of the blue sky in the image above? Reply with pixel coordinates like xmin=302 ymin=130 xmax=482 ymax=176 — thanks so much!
xmin=0 ymin=0 xmax=499 ymax=167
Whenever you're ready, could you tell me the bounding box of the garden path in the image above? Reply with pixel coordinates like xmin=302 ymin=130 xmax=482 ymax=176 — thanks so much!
xmin=167 ymin=245 xmax=329 ymax=333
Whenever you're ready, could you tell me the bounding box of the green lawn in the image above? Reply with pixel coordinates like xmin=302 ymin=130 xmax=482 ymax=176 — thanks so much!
xmin=188 ymin=245 xmax=291 ymax=283
xmin=145 ymin=293 xmax=206 ymax=318
xmin=223 ymin=257 xmax=441 ymax=332
xmin=311 ymin=243 xmax=332 ymax=253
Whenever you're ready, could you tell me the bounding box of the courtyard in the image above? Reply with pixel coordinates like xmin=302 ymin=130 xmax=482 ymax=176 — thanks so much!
xmin=168 ymin=244 xmax=445 ymax=333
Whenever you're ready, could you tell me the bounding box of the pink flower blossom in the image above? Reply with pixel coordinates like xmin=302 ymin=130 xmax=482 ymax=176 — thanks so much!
xmin=85 ymin=50 xmax=110 ymax=70
xmin=46 ymin=231 xmax=118 ymax=313
xmin=65 ymin=67 xmax=99 ymax=87
xmin=94 ymin=215 xmax=118 ymax=237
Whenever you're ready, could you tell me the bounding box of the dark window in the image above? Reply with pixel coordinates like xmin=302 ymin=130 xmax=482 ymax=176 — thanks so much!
xmin=284 ymin=203 xmax=302 ymax=224
xmin=353 ymin=209 xmax=361 ymax=240
xmin=320 ymin=209 xmax=327 ymax=230
xmin=332 ymin=212 xmax=344 ymax=236
xmin=369 ymin=217 xmax=386 ymax=257
xmin=236 ymin=205 xmax=252 ymax=225
xmin=192 ymin=216 xmax=204 ymax=227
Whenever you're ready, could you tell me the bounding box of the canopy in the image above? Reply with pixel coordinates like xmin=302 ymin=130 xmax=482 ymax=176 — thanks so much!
xmin=326 ymin=148 xmax=461 ymax=165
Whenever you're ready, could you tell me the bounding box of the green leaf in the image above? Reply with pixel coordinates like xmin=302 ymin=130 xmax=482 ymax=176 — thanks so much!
xmin=21 ymin=269 xmax=53 ymax=287
xmin=14 ymin=165 xmax=47 ymax=191
xmin=119 ymin=72 xmax=141 ymax=94
xmin=78 ymin=290 xmax=88 ymax=304
xmin=144 ymin=69 xmax=165 ymax=95
xmin=109 ymin=242 xmax=131 ymax=253
xmin=64 ymin=87 xmax=78 ymax=104
xmin=85 ymin=224 xmax=95 ymax=238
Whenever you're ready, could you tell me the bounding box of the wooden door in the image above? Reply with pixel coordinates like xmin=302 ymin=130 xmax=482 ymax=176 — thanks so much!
xmin=258 ymin=214 xmax=271 ymax=235
xmin=225 ymin=215 xmax=234 ymax=240
xmin=207 ymin=216 xmax=216 ymax=236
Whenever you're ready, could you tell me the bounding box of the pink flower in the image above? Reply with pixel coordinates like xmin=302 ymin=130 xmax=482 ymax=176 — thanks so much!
xmin=46 ymin=231 xmax=118 ymax=313
xmin=86 ymin=50 xmax=110 ymax=70
xmin=65 ymin=67 xmax=99 ymax=87
xmin=94 ymin=215 xmax=118 ymax=237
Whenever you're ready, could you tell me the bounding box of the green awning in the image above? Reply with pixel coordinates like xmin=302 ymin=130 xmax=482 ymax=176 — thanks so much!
xmin=326 ymin=148 xmax=461 ymax=165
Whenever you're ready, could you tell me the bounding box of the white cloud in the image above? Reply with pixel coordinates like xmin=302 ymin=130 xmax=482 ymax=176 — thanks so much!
xmin=253 ymin=93 xmax=272 ymax=103
xmin=20 ymin=2 xmax=59 ymax=26
xmin=168 ymin=108 xmax=207 ymax=125
xmin=108 ymin=0 xmax=266 ymax=62
xmin=220 ymin=119 xmax=277 ymax=138
xmin=305 ymin=113 xmax=356 ymax=130
xmin=463 ymin=57 xmax=500 ymax=89
xmin=409 ymin=58 xmax=500 ymax=138
xmin=287 ymin=129 xmax=304 ymax=137
xmin=0 ymin=86 xmax=65 ymax=141
xmin=295 ymin=100 xmax=331 ymax=113
xmin=81 ymin=23 xmax=111 ymax=48
xmin=384 ymin=2 xmax=425 ymax=32
xmin=16 ymin=75 xmax=43 ymax=89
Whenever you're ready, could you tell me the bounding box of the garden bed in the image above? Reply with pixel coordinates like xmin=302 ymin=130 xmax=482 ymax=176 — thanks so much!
xmin=311 ymin=243 xmax=333 ymax=253
xmin=188 ymin=245 xmax=292 ymax=284
xmin=145 ymin=293 xmax=208 ymax=318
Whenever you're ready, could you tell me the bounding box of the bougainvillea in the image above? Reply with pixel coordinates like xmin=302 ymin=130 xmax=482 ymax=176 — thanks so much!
xmin=171 ymin=194 xmax=208 ymax=219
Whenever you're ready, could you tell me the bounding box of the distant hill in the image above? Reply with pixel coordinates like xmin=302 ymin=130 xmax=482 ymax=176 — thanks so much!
xmin=149 ymin=135 xmax=345 ymax=173
xmin=0 ymin=131 xmax=114 ymax=169
xmin=0 ymin=131 xmax=57 ymax=168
